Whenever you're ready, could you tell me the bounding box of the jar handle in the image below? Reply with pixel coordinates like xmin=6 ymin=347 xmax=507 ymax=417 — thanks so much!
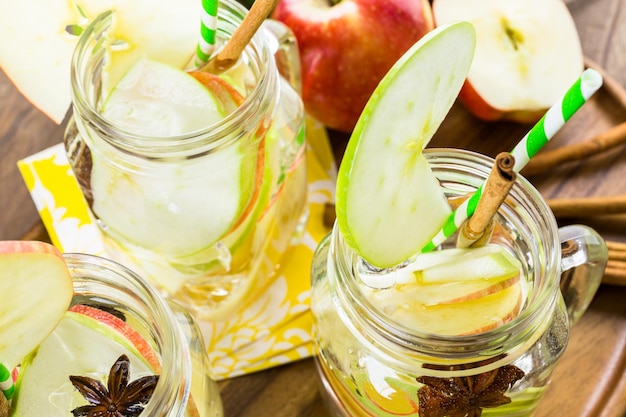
xmin=558 ymin=225 xmax=608 ymax=326
xmin=262 ymin=19 xmax=303 ymax=94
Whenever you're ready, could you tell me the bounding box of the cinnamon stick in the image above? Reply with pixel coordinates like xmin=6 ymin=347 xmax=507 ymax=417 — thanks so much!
xmin=457 ymin=152 xmax=517 ymax=248
xmin=608 ymin=240 xmax=626 ymax=262
xmin=199 ymin=0 xmax=278 ymax=73
xmin=521 ymin=121 xmax=626 ymax=177
xmin=603 ymin=263 xmax=626 ymax=286
xmin=547 ymin=195 xmax=626 ymax=218
xmin=602 ymin=241 xmax=626 ymax=285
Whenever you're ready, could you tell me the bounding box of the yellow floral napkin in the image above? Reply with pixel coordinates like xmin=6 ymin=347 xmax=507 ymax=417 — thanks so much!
xmin=18 ymin=117 xmax=336 ymax=380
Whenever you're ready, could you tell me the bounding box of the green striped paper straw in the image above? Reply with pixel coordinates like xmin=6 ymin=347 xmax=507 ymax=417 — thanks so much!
xmin=0 ymin=363 xmax=14 ymax=400
xmin=195 ymin=0 xmax=219 ymax=67
xmin=421 ymin=68 xmax=603 ymax=253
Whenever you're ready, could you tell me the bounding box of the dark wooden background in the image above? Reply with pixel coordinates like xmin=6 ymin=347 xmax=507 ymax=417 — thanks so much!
xmin=1 ymin=0 xmax=625 ymax=416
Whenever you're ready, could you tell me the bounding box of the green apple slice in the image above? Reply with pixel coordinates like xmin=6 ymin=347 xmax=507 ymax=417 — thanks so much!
xmin=91 ymin=57 xmax=250 ymax=256
xmin=0 ymin=0 xmax=202 ymax=123
xmin=102 ymin=57 xmax=225 ymax=135
xmin=367 ymin=279 xmax=525 ymax=335
xmin=335 ymin=22 xmax=476 ymax=268
xmin=10 ymin=310 xmax=155 ymax=417
xmin=0 ymin=241 xmax=73 ymax=372
xmin=416 ymin=244 xmax=521 ymax=284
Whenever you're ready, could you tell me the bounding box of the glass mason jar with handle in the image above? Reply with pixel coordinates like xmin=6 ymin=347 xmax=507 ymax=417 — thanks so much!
xmin=64 ymin=1 xmax=307 ymax=321
xmin=311 ymin=149 xmax=607 ymax=417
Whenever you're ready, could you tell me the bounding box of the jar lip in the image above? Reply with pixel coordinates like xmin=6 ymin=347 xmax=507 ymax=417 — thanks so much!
xmin=331 ymin=148 xmax=562 ymax=357
xmin=62 ymin=252 xmax=190 ymax=413
xmin=70 ymin=5 xmax=274 ymax=155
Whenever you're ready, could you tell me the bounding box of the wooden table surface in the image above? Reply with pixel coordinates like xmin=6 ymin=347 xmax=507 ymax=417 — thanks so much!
xmin=2 ymin=1 xmax=626 ymax=416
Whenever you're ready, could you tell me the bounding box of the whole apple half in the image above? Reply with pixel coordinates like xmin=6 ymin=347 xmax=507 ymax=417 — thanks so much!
xmin=272 ymin=0 xmax=435 ymax=133
xmin=433 ymin=0 xmax=584 ymax=123
xmin=0 ymin=0 xmax=202 ymax=124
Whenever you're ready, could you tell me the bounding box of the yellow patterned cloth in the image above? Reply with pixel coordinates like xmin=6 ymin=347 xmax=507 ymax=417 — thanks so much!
xmin=18 ymin=117 xmax=336 ymax=380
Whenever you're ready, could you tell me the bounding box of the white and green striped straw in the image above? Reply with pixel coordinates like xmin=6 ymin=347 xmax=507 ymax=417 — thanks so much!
xmin=421 ymin=68 xmax=603 ymax=253
xmin=0 ymin=363 xmax=14 ymax=400
xmin=195 ymin=0 xmax=219 ymax=67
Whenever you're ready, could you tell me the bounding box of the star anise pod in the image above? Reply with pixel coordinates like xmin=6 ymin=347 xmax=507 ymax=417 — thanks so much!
xmin=69 ymin=354 xmax=159 ymax=417
xmin=416 ymin=364 xmax=525 ymax=417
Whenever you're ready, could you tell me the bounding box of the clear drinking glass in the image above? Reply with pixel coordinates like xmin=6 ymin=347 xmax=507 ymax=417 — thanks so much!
xmin=64 ymin=2 xmax=308 ymax=320
xmin=311 ymin=148 xmax=607 ymax=417
xmin=23 ymin=253 xmax=223 ymax=417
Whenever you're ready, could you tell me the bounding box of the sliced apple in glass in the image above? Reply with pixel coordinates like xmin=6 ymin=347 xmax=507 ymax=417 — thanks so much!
xmin=10 ymin=310 xmax=156 ymax=417
xmin=415 ymin=244 xmax=521 ymax=284
xmin=91 ymin=57 xmax=253 ymax=258
xmin=335 ymin=22 xmax=476 ymax=268
xmin=0 ymin=241 xmax=73 ymax=372
xmin=369 ymin=281 xmax=524 ymax=336
xmin=0 ymin=0 xmax=202 ymax=124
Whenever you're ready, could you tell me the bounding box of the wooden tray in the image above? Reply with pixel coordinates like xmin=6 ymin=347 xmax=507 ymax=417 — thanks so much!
xmin=23 ymin=61 xmax=626 ymax=416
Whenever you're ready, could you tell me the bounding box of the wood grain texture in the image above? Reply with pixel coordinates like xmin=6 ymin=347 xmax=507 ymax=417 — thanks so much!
xmin=2 ymin=1 xmax=626 ymax=416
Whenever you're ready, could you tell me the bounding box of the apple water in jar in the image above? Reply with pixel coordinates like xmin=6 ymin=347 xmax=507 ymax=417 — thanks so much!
xmin=310 ymin=149 xmax=607 ymax=417
xmin=64 ymin=2 xmax=308 ymax=320
xmin=10 ymin=253 xmax=223 ymax=417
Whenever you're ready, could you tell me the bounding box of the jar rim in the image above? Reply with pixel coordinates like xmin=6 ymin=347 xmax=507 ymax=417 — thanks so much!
xmin=330 ymin=148 xmax=562 ymax=359
xmin=70 ymin=3 xmax=275 ymax=157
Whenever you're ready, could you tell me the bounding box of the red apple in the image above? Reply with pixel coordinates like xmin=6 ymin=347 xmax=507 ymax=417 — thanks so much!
xmin=432 ymin=0 xmax=584 ymax=123
xmin=272 ymin=0 xmax=435 ymax=133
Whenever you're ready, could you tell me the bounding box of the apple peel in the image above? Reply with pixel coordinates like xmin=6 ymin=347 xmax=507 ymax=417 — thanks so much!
xmin=335 ymin=21 xmax=476 ymax=268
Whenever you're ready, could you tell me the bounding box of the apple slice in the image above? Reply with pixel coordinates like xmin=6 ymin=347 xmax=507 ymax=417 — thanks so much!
xmin=416 ymin=244 xmax=521 ymax=284
xmin=9 ymin=310 xmax=156 ymax=417
xmin=90 ymin=57 xmax=252 ymax=257
xmin=369 ymin=281 xmax=524 ymax=335
xmin=69 ymin=304 xmax=160 ymax=371
xmin=0 ymin=241 xmax=73 ymax=372
xmin=432 ymin=0 xmax=584 ymax=122
xmin=335 ymin=22 xmax=476 ymax=268
xmin=0 ymin=0 xmax=202 ymax=123
xmin=102 ymin=57 xmax=226 ymax=136
xmin=361 ymin=244 xmax=522 ymax=305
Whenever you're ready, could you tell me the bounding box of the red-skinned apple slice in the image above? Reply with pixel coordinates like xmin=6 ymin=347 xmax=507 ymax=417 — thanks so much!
xmin=432 ymin=0 xmax=584 ymax=123
xmin=371 ymin=282 xmax=524 ymax=336
xmin=10 ymin=310 xmax=157 ymax=417
xmin=0 ymin=241 xmax=73 ymax=371
xmin=0 ymin=0 xmax=202 ymax=123
xmin=335 ymin=22 xmax=476 ymax=268
xmin=69 ymin=304 xmax=160 ymax=371
xmin=91 ymin=58 xmax=251 ymax=262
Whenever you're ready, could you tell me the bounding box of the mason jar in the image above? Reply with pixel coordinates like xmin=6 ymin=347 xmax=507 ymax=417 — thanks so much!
xmin=311 ymin=148 xmax=607 ymax=417
xmin=64 ymin=2 xmax=308 ymax=320
xmin=11 ymin=252 xmax=223 ymax=417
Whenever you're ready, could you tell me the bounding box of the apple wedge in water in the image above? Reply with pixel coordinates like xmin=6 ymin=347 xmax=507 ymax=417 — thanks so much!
xmin=0 ymin=241 xmax=73 ymax=372
xmin=10 ymin=310 xmax=156 ymax=417
xmin=92 ymin=57 xmax=257 ymax=257
xmin=368 ymin=281 xmax=524 ymax=335
xmin=335 ymin=22 xmax=476 ymax=268
xmin=415 ymin=244 xmax=521 ymax=284
xmin=363 ymin=243 xmax=522 ymax=302
xmin=432 ymin=0 xmax=584 ymax=122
